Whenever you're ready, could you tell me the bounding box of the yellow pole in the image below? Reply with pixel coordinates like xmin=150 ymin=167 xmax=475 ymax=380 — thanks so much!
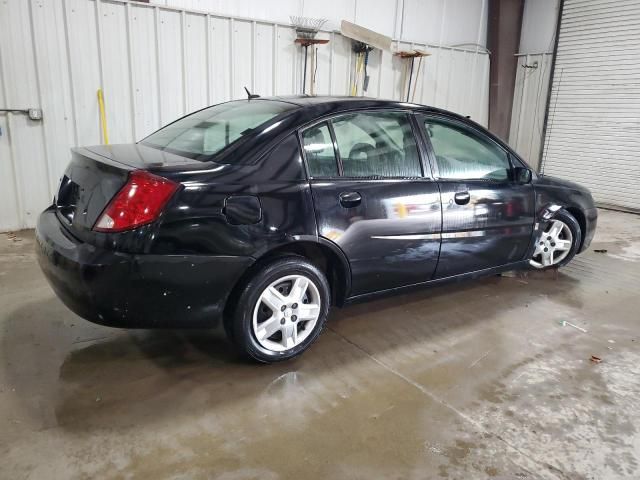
xmin=97 ymin=88 xmax=109 ymax=145
xmin=351 ymin=53 xmax=363 ymax=96
xmin=350 ymin=54 xmax=358 ymax=96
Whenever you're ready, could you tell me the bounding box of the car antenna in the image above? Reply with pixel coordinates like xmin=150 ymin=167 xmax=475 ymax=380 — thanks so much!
xmin=244 ymin=86 xmax=260 ymax=100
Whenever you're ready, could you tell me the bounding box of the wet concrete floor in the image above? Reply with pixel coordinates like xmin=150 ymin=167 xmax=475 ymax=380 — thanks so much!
xmin=1 ymin=209 xmax=639 ymax=479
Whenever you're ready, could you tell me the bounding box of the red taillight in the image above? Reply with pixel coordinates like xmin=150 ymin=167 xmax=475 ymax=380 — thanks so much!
xmin=93 ymin=170 xmax=178 ymax=232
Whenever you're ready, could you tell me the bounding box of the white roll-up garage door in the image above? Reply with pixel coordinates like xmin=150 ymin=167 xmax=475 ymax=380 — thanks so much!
xmin=541 ymin=0 xmax=640 ymax=211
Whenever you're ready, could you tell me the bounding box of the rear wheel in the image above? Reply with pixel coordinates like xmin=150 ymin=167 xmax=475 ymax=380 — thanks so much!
xmin=228 ymin=256 xmax=330 ymax=363
xmin=530 ymin=209 xmax=581 ymax=269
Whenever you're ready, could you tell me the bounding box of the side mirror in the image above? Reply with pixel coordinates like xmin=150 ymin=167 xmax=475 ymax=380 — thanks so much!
xmin=513 ymin=167 xmax=532 ymax=184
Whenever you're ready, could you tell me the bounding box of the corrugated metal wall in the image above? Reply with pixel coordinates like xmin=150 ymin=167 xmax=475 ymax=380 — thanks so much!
xmin=541 ymin=0 xmax=640 ymax=211
xmin=149 ymin=0 xmax=489 ymax=45
xmin=509 ymin=52 xmax=553 ymax=170
xmin=0 ymin=0 xmax=489 ymax=231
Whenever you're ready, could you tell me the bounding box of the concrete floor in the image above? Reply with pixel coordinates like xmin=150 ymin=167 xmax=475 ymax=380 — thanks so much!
xmin=1 ymin=210 xmax=639 ymax=479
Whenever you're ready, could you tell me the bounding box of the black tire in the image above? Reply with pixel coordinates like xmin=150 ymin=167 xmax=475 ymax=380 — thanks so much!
xmin=533 ymin=209 xmax=582 ymax=269
xmin=227 ymin=256 xmax=331 ymax=363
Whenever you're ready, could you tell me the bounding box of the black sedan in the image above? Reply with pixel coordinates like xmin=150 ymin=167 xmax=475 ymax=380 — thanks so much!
xmin=36 ymin=96 xmax=597 ymax=362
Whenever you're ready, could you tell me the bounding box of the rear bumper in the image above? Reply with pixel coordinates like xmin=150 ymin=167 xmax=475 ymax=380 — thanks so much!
xmin=35 ymin=208 xmax=253 ymax=328
xmin=579 ymin=207 xmax=598 ymax=253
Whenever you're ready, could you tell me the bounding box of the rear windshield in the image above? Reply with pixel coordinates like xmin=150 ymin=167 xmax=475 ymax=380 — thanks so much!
xmin=141 ymin=100 xmax=296 ymax=160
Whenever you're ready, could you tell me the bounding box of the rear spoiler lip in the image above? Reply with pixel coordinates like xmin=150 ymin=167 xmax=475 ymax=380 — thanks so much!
xmin=72 ymin=146 xmax=138 ymax=171
xmin=76 ymin=144 xmax=223 ymax=175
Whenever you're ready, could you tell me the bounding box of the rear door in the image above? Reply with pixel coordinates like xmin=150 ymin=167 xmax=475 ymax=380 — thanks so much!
xmin=418 ymin=115 xmax=535 ymax=278
xmin=300 ymin=111 xmax=441 ymax=296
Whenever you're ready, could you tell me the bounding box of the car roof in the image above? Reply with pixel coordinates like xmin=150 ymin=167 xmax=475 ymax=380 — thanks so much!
xmin=247 ymin=95 xmax=475 ymax=127
xmin=265 ymin=95 xmax=412 ymax=106
xmin=255 ymin=95 xmax=427 ymax=111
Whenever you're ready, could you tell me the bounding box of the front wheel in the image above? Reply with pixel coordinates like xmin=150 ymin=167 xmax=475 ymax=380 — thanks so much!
xmin=228 ymin=256 xmax=330 ymax=363
xmin=530 ymin=209 xmax=582 ymax=269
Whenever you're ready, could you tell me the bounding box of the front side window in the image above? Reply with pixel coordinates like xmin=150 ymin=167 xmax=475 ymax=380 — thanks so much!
xmin=142 ymin=100 xmax=296 ymax=160
xmin=301 ymin=123 xmax=339 ymax=177
xmin=332 ymin=112 xmax=422 ymax=178
xmin=424 ymin=118 xmax=510 ymax=181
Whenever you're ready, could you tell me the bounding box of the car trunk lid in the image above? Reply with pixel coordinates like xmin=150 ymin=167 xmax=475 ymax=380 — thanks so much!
xmin=54 ymin=144 xmax=201 ymax=234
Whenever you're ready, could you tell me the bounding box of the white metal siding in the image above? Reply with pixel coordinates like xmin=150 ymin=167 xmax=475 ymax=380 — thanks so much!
xmin=509 ymin=52 xmax=553 ymax=170
xmin=0 ymin=0 xmax=489 ymax=231
xmin=541 ymin=0 xmax=640 ymax=210
xmin=151 ymin=0 xmax=489 ymax=46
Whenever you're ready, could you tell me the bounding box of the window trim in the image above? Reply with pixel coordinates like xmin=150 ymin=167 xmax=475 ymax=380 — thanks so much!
xmin=298 ymin=121 xmax=341 ymax=179
xmin=298 ymin=109 xmax=429 ymax=181
xmin=418 ymin=113 xmax=516 ymax=183
xmin=409 ymin=112 xmax=438 ymax=180
xmin=326 ymin=121 xmax=344 ymax=176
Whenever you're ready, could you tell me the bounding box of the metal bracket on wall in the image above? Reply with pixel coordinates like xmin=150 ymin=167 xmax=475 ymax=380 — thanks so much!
xmin=0 ymin=108 xmax=43 ymax=121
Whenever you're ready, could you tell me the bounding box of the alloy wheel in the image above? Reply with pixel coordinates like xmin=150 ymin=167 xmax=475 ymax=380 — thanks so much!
xmin=529 ymin=219 xmax=573 ymax=268
xmin=252 ymin=274 xmax=321 ymax=352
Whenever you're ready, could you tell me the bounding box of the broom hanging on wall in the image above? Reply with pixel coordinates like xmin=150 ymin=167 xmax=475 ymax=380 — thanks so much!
xmin=290 ymin=16 xmax=328 ymax=95
xmin=395 ymin=50 xmax=430 ymax=102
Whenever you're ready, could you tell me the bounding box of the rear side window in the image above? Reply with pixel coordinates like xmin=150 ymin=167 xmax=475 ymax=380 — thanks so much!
xmin=424 ymin=118 xmax=510 ymax=181
xmin=301 ymin=123 xmax=339 ymax=177
xmin=142 ymin=100 xmax=296 ymax=160
xmin=332 ymin=112 xmax=421 ymax=178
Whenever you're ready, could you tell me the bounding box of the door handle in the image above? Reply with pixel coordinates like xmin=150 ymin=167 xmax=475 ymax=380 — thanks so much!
xmin=454 ymin=191 xmax=471 ymax=205
xmin=339 ymin=191 xmax=362 ymax=208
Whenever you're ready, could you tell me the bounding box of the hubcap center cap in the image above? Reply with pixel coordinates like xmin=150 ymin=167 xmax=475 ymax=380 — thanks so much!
xmin=283 ymin=308 xmax=292 ymax=318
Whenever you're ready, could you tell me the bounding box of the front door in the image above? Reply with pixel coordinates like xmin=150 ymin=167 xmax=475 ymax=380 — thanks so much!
xmin=300 ymin=111 xmax=441 ymax=296
xmin=418 ymin=115 xmax=535 ymax=278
